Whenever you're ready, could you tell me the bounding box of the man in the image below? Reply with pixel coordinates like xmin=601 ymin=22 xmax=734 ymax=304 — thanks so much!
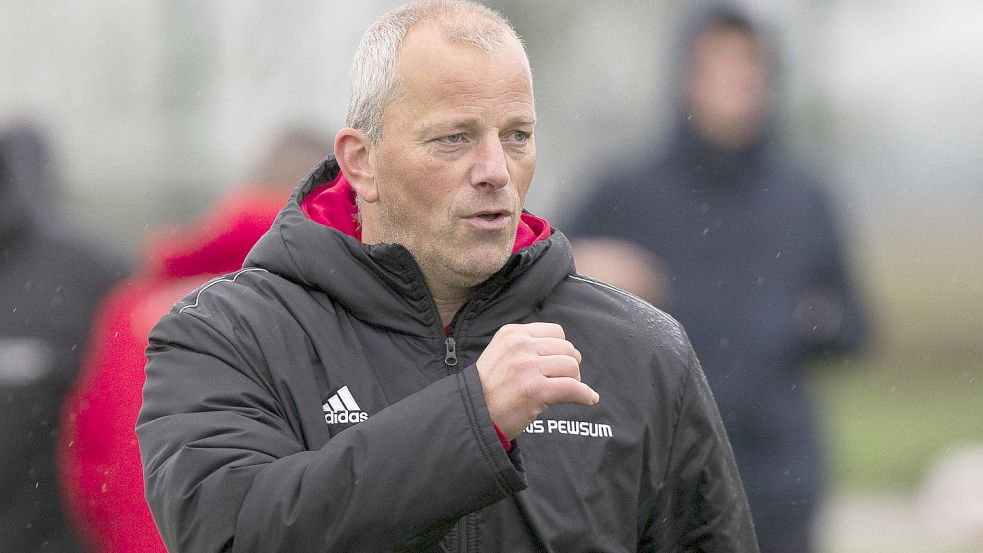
xmin=0 ymin=123 xmax=124 ymax=551
xmin=137 ymin=2 xmax=758 ymax=551
xmin=59 ymin=129 xmax=329 ymax=552
xmin=567 ymin=6 xmax=867 ymax=553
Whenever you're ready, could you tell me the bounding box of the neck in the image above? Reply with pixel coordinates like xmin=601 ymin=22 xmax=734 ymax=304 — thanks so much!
xmin=358 ymin=211 xmax=492 ymax=325
xmin=433 ymin=293 xmax=468 ymax=326
xmin=410 ymin=263 xmax=476 ymax=325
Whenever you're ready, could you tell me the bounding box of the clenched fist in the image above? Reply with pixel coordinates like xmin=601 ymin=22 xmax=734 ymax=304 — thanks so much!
xmin=476 ymin=322 xmax=599 ymax=440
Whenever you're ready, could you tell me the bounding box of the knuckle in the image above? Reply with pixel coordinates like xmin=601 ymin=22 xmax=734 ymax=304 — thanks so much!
xmin=496 ymin=324 xmax=516 ymax=339
xmin=567 ymin=361 xmax=582 ymax=381
xmin=563 ymin=341 xmax=578 ymax=358
xmin=512 ymin=333 xmax=535 ymax=354
xmin=557 ymin=356 xmax=580 ymax=378
xmin=520 ymin=374 xmax=547 ymax=402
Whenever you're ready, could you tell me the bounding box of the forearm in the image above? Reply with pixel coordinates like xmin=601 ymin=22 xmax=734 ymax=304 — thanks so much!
xmin=235 ymin=365 xmax=523 ymax=551
xmin=140 ymin=351 xmax=523 ymax=552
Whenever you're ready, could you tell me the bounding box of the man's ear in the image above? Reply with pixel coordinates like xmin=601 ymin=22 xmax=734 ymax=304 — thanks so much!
xmin=334 ymin=128 xmax=378 ymax=203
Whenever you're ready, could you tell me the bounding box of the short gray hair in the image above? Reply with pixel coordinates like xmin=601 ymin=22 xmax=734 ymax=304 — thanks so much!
xmin=345 ymin=0 xmax=527 ymax=144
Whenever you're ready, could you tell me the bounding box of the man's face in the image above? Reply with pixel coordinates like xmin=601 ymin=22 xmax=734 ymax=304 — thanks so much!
xmin=365 ymin=24 xmax=536 ymax=289
xmin=686 ymin=25 xmax=769 ymax=148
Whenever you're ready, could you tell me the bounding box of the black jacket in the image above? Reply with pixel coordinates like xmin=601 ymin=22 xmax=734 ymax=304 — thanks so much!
xmin=0 ymin=126 xmax=124 ymax=552
xmin=565 ymin=116 xmax=867 ymax=533
xmin=137 ymin=157 xmax=757 ymax=552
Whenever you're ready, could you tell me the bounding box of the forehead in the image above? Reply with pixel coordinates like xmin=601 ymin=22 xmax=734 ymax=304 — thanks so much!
xmin=390 ymin=23 xmax=534 ymax=122
xmin=693 ymin=25 xmax=763 ymax=61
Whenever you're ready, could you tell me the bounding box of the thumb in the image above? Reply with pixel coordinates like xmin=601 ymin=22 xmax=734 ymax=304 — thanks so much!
xmin=547 ymin=377 xmax=600 ymax=407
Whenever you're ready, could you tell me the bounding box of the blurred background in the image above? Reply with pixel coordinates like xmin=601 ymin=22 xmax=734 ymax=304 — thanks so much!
xmin=1 ymin=1 xmax=981 ymax=551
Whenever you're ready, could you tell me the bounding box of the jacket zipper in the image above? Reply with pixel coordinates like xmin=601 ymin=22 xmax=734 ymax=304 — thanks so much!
xmin=444 ymin=292 xmax=476 ymax=368
xmin=444 ymin=336 xmax=458 ymax=366
xmin=443 ymin=293 xmax=476 ymax=551
xmin=402 ymin=250 xmax=481 ymax=552
xmin=399 ymin=250 xmax=461 ymax=369
xmin=444 ymin=289 xmax=482 ymax=364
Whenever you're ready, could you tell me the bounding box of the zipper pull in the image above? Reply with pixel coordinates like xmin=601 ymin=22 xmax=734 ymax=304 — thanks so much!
xmin=444 ymin=336 xmax=458 ymax=366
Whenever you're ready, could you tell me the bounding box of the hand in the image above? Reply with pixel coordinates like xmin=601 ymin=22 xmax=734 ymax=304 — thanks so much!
xmin=795 ymin=289 xmax=845 ymax=342
xmin=476 ymin=323 xmax=599 ymax=440
xmin=571 ymin=237 xmax=670 ymax=308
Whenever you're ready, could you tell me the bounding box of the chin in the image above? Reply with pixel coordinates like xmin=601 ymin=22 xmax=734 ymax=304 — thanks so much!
xmin=449 ymin=251 xmax=512 ymax=286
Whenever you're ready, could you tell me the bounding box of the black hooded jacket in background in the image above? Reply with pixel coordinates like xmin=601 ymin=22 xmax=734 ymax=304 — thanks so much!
xmin=137 ymin=157 xmax=758 ymax=552
xmin=564 ymin=8 xmax=867 ymax=545
xmin=568 ymin=122 xmax=866 ymax=490
xmin=0 ymin=126 xmax=125 ymax=552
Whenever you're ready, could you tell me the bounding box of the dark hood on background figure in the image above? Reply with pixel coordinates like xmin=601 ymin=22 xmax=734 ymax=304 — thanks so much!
xmin=668 ymin=3 xmax=782 ymax=190
xmin=0 ymin=123 xmax=57 ymax=241
xmin=669 ymin=2 xmax=783 ymax=121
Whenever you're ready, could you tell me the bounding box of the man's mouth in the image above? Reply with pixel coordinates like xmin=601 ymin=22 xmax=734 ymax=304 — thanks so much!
xmin=464 ymin=210 xmax=511 ymax=229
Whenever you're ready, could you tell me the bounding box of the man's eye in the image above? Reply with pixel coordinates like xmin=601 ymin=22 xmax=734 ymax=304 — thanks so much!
xmin=437 ymin=134 xmax=464 ymax=144
xmin=510 ymin=131 xmax=530 ymax=142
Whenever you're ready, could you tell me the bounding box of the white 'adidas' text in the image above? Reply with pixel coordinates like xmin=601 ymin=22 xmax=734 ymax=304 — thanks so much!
xmin=323 ymin=386 xmax=368 ymax=425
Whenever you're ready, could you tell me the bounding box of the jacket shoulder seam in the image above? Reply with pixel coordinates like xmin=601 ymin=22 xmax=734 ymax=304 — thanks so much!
xmin=178 ymin=267 xmax=269 ymax=314
xmin=566 ymin=274 xmax=651 ymax=306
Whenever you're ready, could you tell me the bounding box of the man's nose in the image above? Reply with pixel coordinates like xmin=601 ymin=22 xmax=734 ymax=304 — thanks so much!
xmin=471 ymin=137 xmax=510 ymax=190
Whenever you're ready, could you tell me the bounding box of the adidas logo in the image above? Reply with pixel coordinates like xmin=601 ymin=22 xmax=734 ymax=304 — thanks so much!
xmin=323 ymin=386 xmax=368 ymax=425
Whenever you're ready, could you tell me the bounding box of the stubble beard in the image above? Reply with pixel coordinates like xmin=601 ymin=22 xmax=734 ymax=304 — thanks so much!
xmin=423 ymin=240 xmax=512 ymax=291
xmin=374 ymin=201 xmax=514 ymax=291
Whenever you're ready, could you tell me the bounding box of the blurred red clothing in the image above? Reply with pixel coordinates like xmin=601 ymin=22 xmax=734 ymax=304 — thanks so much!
xmin=59 ymin=188 xmax=287 ymax=552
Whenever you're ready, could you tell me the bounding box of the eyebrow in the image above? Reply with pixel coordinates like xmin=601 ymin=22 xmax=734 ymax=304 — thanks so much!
xmin=507 ymin=115 xmax=537 ymax=128
xmin=419 ymin=115 xmax=536 ymax=137
xmin=419 ymin=120 xmax=470 ymax=137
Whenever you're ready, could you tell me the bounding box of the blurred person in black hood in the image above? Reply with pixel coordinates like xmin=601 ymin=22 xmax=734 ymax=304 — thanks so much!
xmin=567 ymin=4 xmax=869 ymax=552
xmin=0 ymin=122 xmax=125 ymax=551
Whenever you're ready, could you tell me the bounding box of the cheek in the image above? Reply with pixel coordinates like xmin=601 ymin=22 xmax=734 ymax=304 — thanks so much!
xmin=380 ymin=151 xmax=438 ymax=204
xmin=416 ymin=160 xmax=465 ymax=212
xmin=513 ymin=155 xmax=536 ymax=199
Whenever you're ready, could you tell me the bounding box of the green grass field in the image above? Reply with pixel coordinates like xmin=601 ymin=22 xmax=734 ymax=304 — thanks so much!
xmin=813 ymin=361 xmax=983 ymax=552
xmin=807 ymin=221 xmax=983 ymax=552
xmin=817 ymin=219 xmax=983 ymax=491
xmin=814 ymin=359 xmax=983 ymax=491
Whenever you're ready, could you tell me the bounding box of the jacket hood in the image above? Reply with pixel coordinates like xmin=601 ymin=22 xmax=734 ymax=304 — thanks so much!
xmin=669 ymin=3 xmax=781 ymax=117
xmin=244 ymin=157 xmax=569 ymax=337
xmin=0 ymin=157 xmax=30 ymax=242
xmin=0 ymin=126 xmax=47 ymax=242
xmin=666 ymin=3 xmax=779 ymax=191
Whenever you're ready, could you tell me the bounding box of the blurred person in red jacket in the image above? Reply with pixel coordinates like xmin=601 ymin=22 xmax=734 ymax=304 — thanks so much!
xmin=57 ymin=128 xmax=330 ymax=552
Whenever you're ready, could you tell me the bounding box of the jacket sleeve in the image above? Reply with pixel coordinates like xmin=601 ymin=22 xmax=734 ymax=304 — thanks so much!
xmin=642 ymin=349 xmax=759 ymax=553
xmin=137 ymin=310 xmax=525 ymax=553
xmin=796 ymin=185 xmax=868 ymax=356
